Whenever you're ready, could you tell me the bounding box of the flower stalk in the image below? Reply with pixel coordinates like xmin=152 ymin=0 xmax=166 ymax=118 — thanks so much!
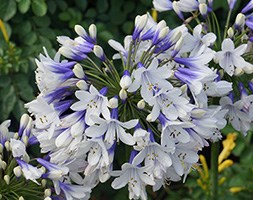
xmin=210 ymin=141 xmax=220 ymax=200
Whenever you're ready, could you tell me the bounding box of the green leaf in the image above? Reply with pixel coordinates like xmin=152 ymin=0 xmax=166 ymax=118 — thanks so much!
xmin=75 ymin=0 xmax=88 ymax=11
xmin=31 ymin=0 xmax=47 ymax=16
xmin=0 ymin=75 xmax=11 ymax=87
xmin=97 ymin=0 xmax=108 ymax=13
xmin=58 ymin=11 xmax=71 ymax=21
xmin=0 ymin=86 xmax=17 ymax=121
xmin=16 ymin=21 xmax=32 ymax=38
xmin=18 ymin=0 xmax=31 ymax=14
xmin=23 ymin=32 xmax=37 ymax=45
xmin=33 ymin=15 xmax=51 ymax=27
xmin=12 ymin=99 xmax=26 ymax=120
xmin=0 ymin=0 xmax=17 ymax=21
xmin=13 ymin=74 xmax=34 ymax=101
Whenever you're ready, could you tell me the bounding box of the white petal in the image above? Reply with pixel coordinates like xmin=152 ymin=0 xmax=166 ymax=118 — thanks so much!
xmin=222 ymin=38 xmax=234 ymax=51
xmin=120 ymin=119 xmax=139 ymax=129
xmin=111 ymin=173 xmax=129 ymax=189
xmin=117 ymin=126 xmax=135 ymax=145
xmin=85 ymin=124 xmax=107 ymax=137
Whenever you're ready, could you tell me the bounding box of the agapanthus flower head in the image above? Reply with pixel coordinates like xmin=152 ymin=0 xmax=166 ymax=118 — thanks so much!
xmin=12 ymin=1 xmax=253 ymax=199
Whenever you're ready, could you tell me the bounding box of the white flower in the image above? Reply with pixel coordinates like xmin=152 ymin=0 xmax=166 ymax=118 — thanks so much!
xmin=70 ymin=85 xmax=110 ymax=125
xmin=10 ymin=138 xmax=29 ymax=161
xmin=111 ymin=163 xmax=155 ymax=200
xmin=182 ymin=24 xmax=216 ymax=56
xmin=215 ymin=38 xmax=249 ymax=76
xmin=17 ymin=159 xmax=44 ymax=185
xmin=220 ymin=96 xmax=251 ymax=135
xmin=85 ymin=111 xmax=138 ymax=148
xmin=148 ymin=87 xmax=193 ymax=121
xmin=128 ymin=58 xmax=172 ymax=102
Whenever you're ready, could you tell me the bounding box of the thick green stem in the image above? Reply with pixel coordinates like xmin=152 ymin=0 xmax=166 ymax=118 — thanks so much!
xmin=210 ymin=141 xmax=219 ymax=200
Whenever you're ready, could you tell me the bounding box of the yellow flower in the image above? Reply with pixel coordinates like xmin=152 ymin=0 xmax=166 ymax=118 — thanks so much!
xmin=229 ymin=187 xmax=245 ymax=193
xmin=218 ymin=159 xmax=234 ymax=173
xmin=218 ymin=133 xmax=237 ymax=164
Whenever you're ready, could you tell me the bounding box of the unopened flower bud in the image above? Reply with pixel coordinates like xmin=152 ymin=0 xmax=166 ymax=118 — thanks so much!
xmin=119 ymin=89 xmax=127 ymax=100
xmin=14 ymin=132 xmax=19 ymax=139
xmin=135 ymin=14 xmax=148 ymax=31
xmin=137 ymin=99 xmax=145 ymax=109
xmin=0 ymin=143 xmax=3 ymax=153
xmin=120 ymin=70 xmax=132 ymax=89
xmin=180 ymin=84 xmax=188 ymax=93
xmin=227 ymin=27 xmax=234 ymax=38
xmin=14 ymin=166 xmax=22 ymax=177
xmin=235 ymin=13 xmax=245 ymax=29
xmin=19 ymin=196 xmax=24 ymax=200
xmin=5 ymin=141 xmax=10 ymax=151
xmin=89 ymin=24 xmax=97 ymax=41
xmin=22 ymin=135 xmax=29 ymax=146
xmin=199 ymin=3 xmax=208 ymax=17
xmin=40 ymin=166 xmax=46 ymax=174
xmin=133 ymin=14 xmax=148 ymax=40
xmin=146 ymin=114 xmax=152 ymax=122
xmin=170 ymin=30 xmax=182 ymax=44
xmin=41 ymin=179 xmax=47 ymax=187
xmin=93 ymin=45 xmax=105 ymax=61
xmin=73 ymin=64 xmax=85 ymax=79
xmin=76 ymin=80 xmax=89 ymax=90
xmin=0 ymin=159 xmax=7 ymax=170
xmin=108 ymin=96 xmax=118 ymax=108
xmin=44 ymin=197 xmax=52 ymax=200
xmin=4 ymin=175 xmax=10 ymax=185
xmin=234 ymin=67 xmax=244 ymax=76
xmin=74 ymin=25 xmax=88 ymax=37
xmin=44 ymin=188 xmax=52 ymax=197
xmin=158 ymin=27 xmax=169 ymax=40
xmin=20 ymin=114 xmax=30 ymax=129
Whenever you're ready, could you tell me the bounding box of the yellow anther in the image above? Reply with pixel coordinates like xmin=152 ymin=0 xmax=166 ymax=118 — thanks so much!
xmin=151 ymin=9 xmax=158 ymax=22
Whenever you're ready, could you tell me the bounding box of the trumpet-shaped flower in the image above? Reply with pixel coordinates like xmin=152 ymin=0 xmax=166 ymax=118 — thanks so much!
xmin=215 ymin=38 xmax=249 ymax=76
xmin=70 ymin=85 xmax=110 ymax=125
xmin=128 ymin=59 xmax=172 ymax=102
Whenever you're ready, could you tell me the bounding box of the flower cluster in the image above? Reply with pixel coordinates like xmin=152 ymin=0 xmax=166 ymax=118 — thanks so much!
xmin=1 ymin=0 xmax=253 ymax=199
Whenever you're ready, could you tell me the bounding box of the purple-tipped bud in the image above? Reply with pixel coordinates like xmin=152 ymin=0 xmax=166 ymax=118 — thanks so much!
xmin=137 ymin=62 xmax=145 ymax=69
xmin=133 ymin=14 xmax=148 ymax=40
xmin=18 ymin=114 xmax=30 ymax=137
xmin=99 ymin=87 xmax=108 ymax=96
xmin=228 ymin=0 xmax=237 ymax=10
xmin=120 ymin=70 xmax=132 ymax=89
xmin=93 ymin=45 xmax=106 ymax=61
xmin=235 ymin=13 xmax=246 ymax=30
